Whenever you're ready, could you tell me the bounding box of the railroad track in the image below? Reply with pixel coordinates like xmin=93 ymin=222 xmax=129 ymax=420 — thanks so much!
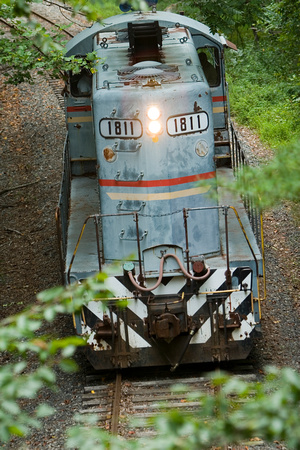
xmin=48 ymin=77 xmax=65 ymax=110
xmin=81 ymin=364 xmax=258 ymax=439
xmin=31 ymin=1 xmax=89 ymax=38
xmin=0 ymin=8 xmax=84 ymax=39
xmin=31 ymin=10 xmax=75 ymax=38
xmin=0 ymin=6 xmax=86 ymax=111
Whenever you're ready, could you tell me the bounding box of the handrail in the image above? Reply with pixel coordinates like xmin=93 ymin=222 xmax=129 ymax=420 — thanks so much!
xmin=260 ymin=212 xmax=267 ymax=301
xmin=67 ymin=204 xmax=266 ymax=313
xmin=229 ymin=206 xmax=262 ymax=308
xmin=230 ymin=121 xmax=262 ymax=247
xmin=67 ymin=215 xmax=94 ymax=284
xmin=229 ymin=120 xmax=267 ymax=307
xmin=186 ymin=204 xmax=265 ymax=308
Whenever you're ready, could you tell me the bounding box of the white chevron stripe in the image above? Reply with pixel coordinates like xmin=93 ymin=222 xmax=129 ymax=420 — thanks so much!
xmin=116 ymin=315 xmax=151 ymax=348
xmin=152 ymin=276 xmax=186 ymax=296
xmin=127 ymin=298 xmax=148 ymax=321
xmin=103 ymin=277 xmax=148 ymax=319
xmin=84 ymin=301 xmax=151 ymax=349
xmin=83 ymin=269 xmax=254 ymax=350
xmin=81 ymin=324 xmax=112 ymax=350
xmin=194 ymin=271 xmax=252 ymax=312
xmin=105 ymin=277 xmax=133 ymax=298
xmin=223 ymin=274 xmax=252 ymax=314
xmin=232 ymin=312 xmax=255 ymax=341
xmin=187 ymin=270 xmax=227 ymax=316
xmin=187 ymin=294 xmax=206 ymax=316
xmin=191 ymin=318 xmax=212 ymax=343
xmin=191 ymin=276 xmax=254 ymax=345
xmin=197 ymin=268 xmax=229 ymax=292
xmin=191 ymin=311 xmax=255 ymax=345
xmin=87 ymin=300 xmax=106 ymax=318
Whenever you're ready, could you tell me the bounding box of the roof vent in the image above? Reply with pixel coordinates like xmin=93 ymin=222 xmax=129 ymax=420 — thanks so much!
xmin=128 ymin=21 xmax=162 ymax=63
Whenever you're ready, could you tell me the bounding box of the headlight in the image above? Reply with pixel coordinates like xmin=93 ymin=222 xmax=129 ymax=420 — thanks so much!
xmin=146 ymin=106 xmax=163 ymax=139
xmin=147 ymin=106 xmax=161 ymax=121
xmin=148 ymin=120 xmax=162 ymax=134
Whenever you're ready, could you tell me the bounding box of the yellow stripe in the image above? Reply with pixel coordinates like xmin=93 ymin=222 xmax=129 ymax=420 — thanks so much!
xmin=107 ymin=186 xmax=211 ymax=201
xmin=213 ymin=106 xmax=225 ymax=113
xmin=67 ymin=116 xmax=93 ymax=123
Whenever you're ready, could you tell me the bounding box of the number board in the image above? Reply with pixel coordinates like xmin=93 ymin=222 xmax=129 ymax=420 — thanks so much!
xmin=167 ymin=112 xmax=209 ymax=136
xmin=100 ymin=118 xmax=142 ymax=139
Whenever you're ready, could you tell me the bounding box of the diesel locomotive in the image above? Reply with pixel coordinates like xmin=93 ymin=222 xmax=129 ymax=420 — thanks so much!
xmin=56 ymin=3 xmax=265 ymax=370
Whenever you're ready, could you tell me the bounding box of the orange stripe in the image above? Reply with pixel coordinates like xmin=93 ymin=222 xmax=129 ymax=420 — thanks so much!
xmin=212 ymin=96 xmax=227 ymax=102
xmin=67 ymin=106 xmax=92 ymax=112
xmin=99 ymin=172 xmax=215 ymax=187
xmin=99 ymin=172 xmax=216 ymax=187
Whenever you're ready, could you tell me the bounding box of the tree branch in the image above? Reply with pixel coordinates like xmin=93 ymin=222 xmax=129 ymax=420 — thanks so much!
xmin=0 ymin=180 xmax=42 ymax=196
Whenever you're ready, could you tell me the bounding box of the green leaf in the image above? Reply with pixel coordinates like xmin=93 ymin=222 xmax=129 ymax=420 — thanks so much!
xmin=13 ymin=361 xmax=27 ymax=374
xmin=7 ymin=424 xmax=26 ymax=437
xmin=61 ymin=345 xmax=77 ymax=358
xmin=37 ymin=286 xmax=65 ymax=303
xmin=36 ymin=404 xmax=55 ymax=418
xmin=43 ymin=306 xmax=57 ymax=322
xmin=1 ymin=400 xmax=20 ymax=415
xmin=36 ymin=366 xmax=56 ymax=384
xmin=59 ymin=358 xmax=78 ymax=373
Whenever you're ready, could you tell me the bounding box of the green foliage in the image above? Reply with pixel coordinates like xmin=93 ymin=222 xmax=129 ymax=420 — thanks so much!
xmin=226 ymin=43 xmax=300 ymax=147
xmin=234 ymin=139 xmax=300 ymax=208
xmin=0 ymin=0 xmax=149 ymax=84
xmin=0 ymin=4 xmax=100 ymax=84
xmin=60 ymin=0 xmax=120 ymax=22
xmin=66 ymin=366 xmax=300 ymax=449
xmin=160 ymin=0 xmax=300 ymax=153
xmin=0 ymin=272 xmax=112 ymax=443
xmin=158 ymin=0 xmax=266 ymax=35
xmin=0 ymin=0 xmax=121 ymax=21
xmin=67 ymin=414 xmax=138 ymax=449
xmin=219 ymin=0 xmax=300 ymax=207
xmin=1 ymin=271 xmax=300 ymax=448
xmin=264 ymin=0 xmax=300 ymax=71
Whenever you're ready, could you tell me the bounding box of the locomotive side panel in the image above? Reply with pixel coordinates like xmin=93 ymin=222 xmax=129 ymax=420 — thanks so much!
xmin=192 ymin=34 xmax=231 ymax=161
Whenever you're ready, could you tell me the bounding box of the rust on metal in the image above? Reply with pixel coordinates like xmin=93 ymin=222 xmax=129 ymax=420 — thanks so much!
xmin=219 ymin=311 xmax=241 ymax=329
xmin=93 ymin=315 xmax=116 ymax=339
xmin=111 ymin=372 xmax=122 ymax=434
xmin=103 ymin=147 xmax=116 ymax=162
xmin=183 ymin=208 xmax=190 ymax=277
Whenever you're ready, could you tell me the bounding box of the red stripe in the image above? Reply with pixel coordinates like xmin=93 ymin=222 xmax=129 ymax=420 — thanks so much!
xmin=212 ymin=96 xmax=227 ymax=102
xmin=67 ymin=106 xmax=92 ymax=112
xmin=99 ymin=172 xmax=216 ymax=187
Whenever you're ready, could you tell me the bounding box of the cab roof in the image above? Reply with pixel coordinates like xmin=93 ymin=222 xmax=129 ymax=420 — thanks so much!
xmin=66 ymin=10 xmax=230 ymax=57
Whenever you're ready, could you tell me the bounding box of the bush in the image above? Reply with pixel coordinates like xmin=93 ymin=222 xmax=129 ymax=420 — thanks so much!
xmin=1 ymin=276 xmax=300 ymax=449
xmin=226 ymin=45 xmax=300 ymax=147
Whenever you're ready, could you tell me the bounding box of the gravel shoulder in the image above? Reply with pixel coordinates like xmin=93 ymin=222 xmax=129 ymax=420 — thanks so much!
xmin=0 ymin=75 xmax=299 ymax=449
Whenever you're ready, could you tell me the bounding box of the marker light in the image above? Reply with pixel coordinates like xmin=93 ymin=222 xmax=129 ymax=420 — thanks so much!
xmin=148 ymin=120 xmax=162 ymax=134
xmin=147 ymin=106 xmax=161 ymax=121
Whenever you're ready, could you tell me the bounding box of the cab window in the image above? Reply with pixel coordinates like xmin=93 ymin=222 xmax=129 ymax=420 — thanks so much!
xmin=197 ymin=47 xmax=220 ymax=87
xmin=70 ymin=69 xmax=92 ymax=97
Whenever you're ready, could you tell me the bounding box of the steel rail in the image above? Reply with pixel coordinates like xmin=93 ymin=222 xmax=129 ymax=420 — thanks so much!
xmin=31 ymin=10 xmax=75 ymax=38
xmin=111 ymin=372 xmax=122 ymax=434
